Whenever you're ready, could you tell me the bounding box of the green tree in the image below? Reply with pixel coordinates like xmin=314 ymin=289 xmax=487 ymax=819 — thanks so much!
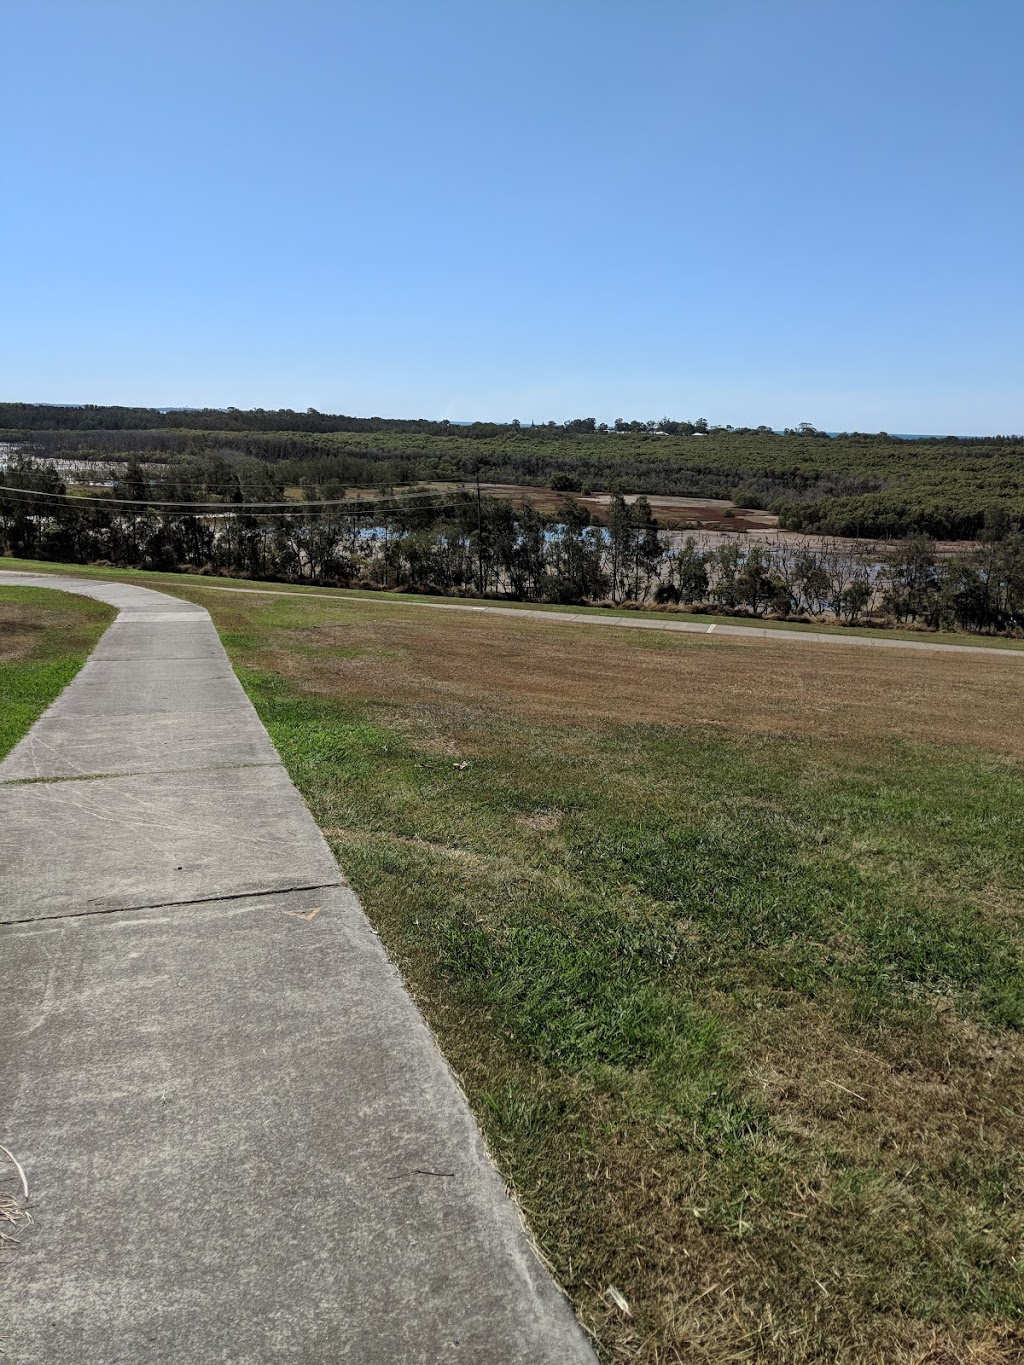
xmin=673 ymin=537 xmax=709 ymax=605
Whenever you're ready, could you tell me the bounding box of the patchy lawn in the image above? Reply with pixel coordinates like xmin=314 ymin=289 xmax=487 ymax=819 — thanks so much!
xmin=0 ymin=586 xmax=116 ymax=760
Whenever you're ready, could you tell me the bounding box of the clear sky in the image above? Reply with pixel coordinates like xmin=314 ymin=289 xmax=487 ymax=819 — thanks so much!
xmin=3 ymin=1 xmax=1022 ymax=432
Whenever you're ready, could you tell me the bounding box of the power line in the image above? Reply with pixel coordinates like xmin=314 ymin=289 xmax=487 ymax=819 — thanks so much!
xmin=7 ymin=472 xmax=460 ymax=494
xmin=0 ymin=484 xmax=484 ymax=513
xmin=0 ymin=484 xmax=416 ymax=510
xmin=0 ymin=488 xmax=487 ymax=523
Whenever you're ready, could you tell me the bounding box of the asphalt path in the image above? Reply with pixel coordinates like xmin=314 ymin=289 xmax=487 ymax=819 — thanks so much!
xmin=0 ymin=571 xmax=596 ymax=1364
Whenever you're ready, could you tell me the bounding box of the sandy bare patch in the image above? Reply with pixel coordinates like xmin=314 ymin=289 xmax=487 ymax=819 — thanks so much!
xmin=516 ymin=810 xmax=563 ymax=832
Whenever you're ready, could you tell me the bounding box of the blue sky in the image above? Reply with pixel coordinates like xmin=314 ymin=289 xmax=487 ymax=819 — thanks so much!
xmin=3 ymin=1 xmax=1022 ymax=432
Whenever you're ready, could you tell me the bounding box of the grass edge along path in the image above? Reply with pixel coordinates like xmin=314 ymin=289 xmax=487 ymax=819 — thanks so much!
xmin=3 ymin=556 xmax=1024 ymax=654
xmin=0 ymin=585 xmax=116 ymax=761
xmin=181 ymin=584 xmax=1024 ymax=1364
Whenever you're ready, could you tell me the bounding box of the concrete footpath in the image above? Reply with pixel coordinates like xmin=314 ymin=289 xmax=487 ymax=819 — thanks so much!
xmin=0 ymin=572 xmax=596 ymax=1364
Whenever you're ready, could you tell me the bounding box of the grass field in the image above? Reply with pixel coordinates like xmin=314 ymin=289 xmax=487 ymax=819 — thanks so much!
xmin=0 ymin=586 xmax=115 ymax=760
xmin=5 ymin=569 xmax=1023 ymax=1360
xmin=122 ymin=580 xmax=1022 ymax=1364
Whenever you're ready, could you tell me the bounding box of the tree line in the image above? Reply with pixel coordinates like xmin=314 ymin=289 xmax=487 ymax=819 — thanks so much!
xmin=3 ymin=458 xmax=1022 ymax=636
xmin=4 ymin=410 xmax=1023 ymax=541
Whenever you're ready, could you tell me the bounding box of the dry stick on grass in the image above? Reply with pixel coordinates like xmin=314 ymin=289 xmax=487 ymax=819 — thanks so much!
xmin=824 ymin=1079 xmax=868 ymax=1103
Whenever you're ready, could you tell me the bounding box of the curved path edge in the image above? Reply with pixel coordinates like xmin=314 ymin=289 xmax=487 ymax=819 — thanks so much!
xmin=0 ymin=572 xmax=596 ymax=1364
xmin=84 ymin=575 xmax=1024 ymax=658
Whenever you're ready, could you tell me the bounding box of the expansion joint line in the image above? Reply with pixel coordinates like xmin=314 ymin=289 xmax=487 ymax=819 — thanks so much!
xmin=0 ymin=761 xmax=282 ymax=788
xmin=1 ymin=881 xmax=345 ymax=927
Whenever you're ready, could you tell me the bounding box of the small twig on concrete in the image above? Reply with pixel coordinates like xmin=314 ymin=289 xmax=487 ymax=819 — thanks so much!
xmin=0 ymin=1146 xmax=28 ymax=1200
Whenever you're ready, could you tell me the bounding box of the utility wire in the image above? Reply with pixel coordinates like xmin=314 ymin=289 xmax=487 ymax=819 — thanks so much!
xmin=8 ymin=473 xmax=466 ymax=494
xmin=0 ymin=484 xmax=486 ymax=513
xmin=0 ymin=490 xmax=493 ymax=523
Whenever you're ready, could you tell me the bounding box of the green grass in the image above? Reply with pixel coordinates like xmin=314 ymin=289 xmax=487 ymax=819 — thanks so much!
xmin=169 ymin=585 xmax=1024 ymax=1363
xmin=0 ymin=586 xmax=116 ymax=759
xmin=4 ymin=555 xmax=1024 ymax=652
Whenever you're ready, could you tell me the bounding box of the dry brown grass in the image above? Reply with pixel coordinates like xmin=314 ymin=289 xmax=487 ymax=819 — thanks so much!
xmin=253 ymin=605 xmax=1024 ymax=757
xmin=0 ymin=595 xmax=107 ymax=662
xmin=0 ymin=619 xmax=37 ymax=663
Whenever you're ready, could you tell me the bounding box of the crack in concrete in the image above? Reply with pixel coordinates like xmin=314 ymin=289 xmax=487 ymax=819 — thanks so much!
xmin=0 ymin=880 xmax=346 ymax=926
xmin=0 ymin=761 xmax=282 ymax=787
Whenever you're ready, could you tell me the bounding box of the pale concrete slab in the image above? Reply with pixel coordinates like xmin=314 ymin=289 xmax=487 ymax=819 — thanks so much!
xmin=0 ymin=570 xmax=596 ymax=1364
xmin=44 ymin=656 xmax=249 ymax=717
xmin=115 ymin=608 xmax=208 ymax=620
xmin=0 ymin=709 xmax=280 ymax=782
xmin=90 ymin=619 xmax=225 ymax=662
xmin=0 ymin=764 xmax=343 ymax=920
